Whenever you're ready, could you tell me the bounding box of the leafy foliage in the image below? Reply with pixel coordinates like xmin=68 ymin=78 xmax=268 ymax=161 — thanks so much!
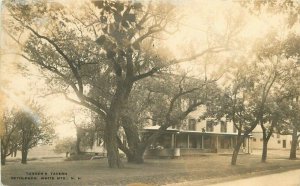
xmin=53 ymin=137 xmax=76 ymax=154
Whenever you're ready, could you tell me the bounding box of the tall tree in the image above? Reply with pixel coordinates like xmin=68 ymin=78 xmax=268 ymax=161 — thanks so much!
xmin=15 ymin=104 xmax=55 ymax=164
xmin=4 ymin=1 xmax=227 ymax=168
xmin=117 ymin=73 xmax=220 ymax=163
xmin=205 ymin=57 xmax=280 ymax=165
xmin=287 ymin=97 xmax=300 ymax=159
xmin=1 ymin=103 xmax=55 ymax=165
xmin=1 ymin=109 xmax=19 ymax=165
xmin=275 ymin=71 xmax=300 ymax=160
xmin=254 ymin=31 xmax=300 ymax=161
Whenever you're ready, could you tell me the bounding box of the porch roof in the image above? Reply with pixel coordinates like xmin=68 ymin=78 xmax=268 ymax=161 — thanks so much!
xmin=142 ymin=127 xmax=252 ymax=136
xmin=143 ymin=125 xmax=179 ymax=131
xmin=179 ymin=130 xmax=251 ymax=136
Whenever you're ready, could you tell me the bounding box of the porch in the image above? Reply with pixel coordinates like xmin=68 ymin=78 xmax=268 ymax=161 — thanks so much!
xmin=144 ymin=130 xmax=251 ymax=157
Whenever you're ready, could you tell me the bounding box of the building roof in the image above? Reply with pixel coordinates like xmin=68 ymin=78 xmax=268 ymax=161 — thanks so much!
xmin=143 ymin=125 xmax=179 ymax=131
xmin=142 ymin=126 xmax=251 ymax=136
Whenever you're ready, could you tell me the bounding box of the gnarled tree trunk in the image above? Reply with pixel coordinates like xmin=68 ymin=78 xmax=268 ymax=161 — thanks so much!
xmin=1 ymin=143 xmax=7 ymax=166
xmin=261 ymin=139 xmax=268 ymax=163
xmin=119 ymin=121 xmax=168 ymax=164
xmin=231 ymin=135 xmax=244 ymax=165
xmin=21 ymin=149 xmax=28 ymax=164
xmin=121 ymin=121 xmax=146 ymax=163
xmin=132 ymin=147 xmax=145 ymax=163
xmin=1 ymin=149 xmax=7 ymax=166
xmin=123 ymin=145 xmax=146 ymax=164
xmin=261 ymin=127 xmax=274 ymax=163
xmin=290 ymin=128 xmax=298 ymax=160
xmin=75 ymin=128 xmax=82 ymax=155
xmin=105 ymin=115 xmax=123 ymax=168
xmin=261 ymin=123 xmax=274 ymax=163
xmin=1 ymin=155 xmax=6 ymax=165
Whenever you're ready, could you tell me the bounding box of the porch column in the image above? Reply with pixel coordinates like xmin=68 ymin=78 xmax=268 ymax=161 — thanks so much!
xmin=230 ymin=137 xmax=233 ymax=149
xmin=216 ymin=135 xmax=219 ymax=150
xmin=247 ymin=137 xmax=250 ymax=154
xmin=174 ymin=133 xmax=177 ymax=148
xmin=187 ymin=134 xmax=190 ymax=149
xmin=171 ymin=134 xmax=175 ymax=148
xmin=202 ymin=135 xmax=204 ymax=149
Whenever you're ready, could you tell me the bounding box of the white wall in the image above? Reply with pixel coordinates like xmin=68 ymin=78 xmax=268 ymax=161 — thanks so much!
xmin=251 ymin=125 xmax=294 ymax=150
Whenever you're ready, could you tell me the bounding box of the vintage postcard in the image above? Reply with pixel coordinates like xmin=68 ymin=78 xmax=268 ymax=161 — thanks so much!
xmin=1 ymin=0 xmax=300 ymax=185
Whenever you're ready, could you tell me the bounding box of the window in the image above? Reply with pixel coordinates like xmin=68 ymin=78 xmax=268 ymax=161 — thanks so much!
xmin=260 ymin=138 xmax=263 ymax=142
xmin=97 ymin=137 xmax=102 ymax=146
xmin=233 ymin=125 xmax=237 ymax=133
xmin=188 ymin=119 xmax=196 ymax=131
xmin=253 ymin=138 xmax=256 ymax=142
xmin=220 ymin=121 xmax=227 ymax=133
xmin=206 ymin=120 xmax=214 ymax=132
xmin=278 ymin=140 xmax=281 ymax=144
xmin=189 ymin=99 xmax=198 ymax=111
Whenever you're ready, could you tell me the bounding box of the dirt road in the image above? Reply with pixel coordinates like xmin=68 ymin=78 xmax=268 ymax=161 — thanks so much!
xmin=208 ymin=169 xmax=300 ymax=186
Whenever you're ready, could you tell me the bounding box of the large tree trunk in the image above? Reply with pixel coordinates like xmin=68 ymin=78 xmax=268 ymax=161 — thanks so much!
xmin=104 ymin=78 xmax=133 ymax=168
xmin=14 ymin=149 xmax=17 ymax=157
xmin=261 ymin=119 xmax=276 ymax=163
xmin=133 ymin=147 xmax=146 ymax=163
xmin=117 ymin=138 xmax=146 ymax=164
xmin=127 ymin=145 xmax=146 ymax=164
xmin=21 ymin=149 xmax=28 ymax=164
xmin=105 ymin=117 xmax=123 ymax=168
xmin=231 ymin=135 xmax=244 ymax=165
xmin=76 ymin=136 xmax=82 ymax=155
xmin=120 ymin=127 xmax=166 ymax=164
xmin=261 ymin=132 xmax=269 ymax=163
xmin=290 ymin=128 xmax=298 ymax=160
xmin=1 ymin=148 xmax=6 ymax=165
xmin=121 ymin=121 xmax=145 ymax=164
xmin=123 ymin=148 xmax=145 ymax=164
xmin=261 ymin=140 xmax=268 ymax=162
xmin=124 ymin=125 xmax=168 ymax=164
xmin=1 ymin=144 xmax=7 ymax=166
xmin=1 ymin=154 xmax=6 ymax=165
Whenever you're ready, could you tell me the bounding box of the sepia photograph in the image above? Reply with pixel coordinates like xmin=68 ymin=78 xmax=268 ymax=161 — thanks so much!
xmin=1 ymin=0 xmax=300 ymax=185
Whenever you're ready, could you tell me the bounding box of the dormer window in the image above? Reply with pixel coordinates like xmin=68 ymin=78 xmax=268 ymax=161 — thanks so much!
xmin=221 ymin=121 xmax=227 ymax=133
xmin=188 ymin=119 xmax=196 ymax=131
xmin=206 ymin=120 xmax=214 ymax=132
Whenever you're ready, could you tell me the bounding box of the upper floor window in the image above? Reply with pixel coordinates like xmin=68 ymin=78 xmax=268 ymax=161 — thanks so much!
xmin=233 ymin=125 xmax=237 ymax=133
xmin=189 ymin=99 xmax=198 ymax=111
xmin=220 ymin=121 xmax=227 ymax=133
xmin=206 ymin=120 xmax=214 ymax=132
xmin=188 ymin=119 xmax=196 ymax=131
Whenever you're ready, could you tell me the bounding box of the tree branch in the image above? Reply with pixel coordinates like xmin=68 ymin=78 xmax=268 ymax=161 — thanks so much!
xmin=63 ymin=93 xmax=107 ymax=117
xmin=133 ymin=47 xmax=226 ymax=82
xmin=10 ymin=13 xmax=84 ymax=96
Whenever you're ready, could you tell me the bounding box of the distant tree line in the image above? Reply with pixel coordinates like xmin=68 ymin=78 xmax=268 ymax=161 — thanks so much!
xmin=1 ymin=102 xmax=55 ymax=165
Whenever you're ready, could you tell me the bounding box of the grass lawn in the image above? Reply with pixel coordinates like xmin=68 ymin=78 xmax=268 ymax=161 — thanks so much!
xmin=2 ymin=150 xmax=300 ymax=186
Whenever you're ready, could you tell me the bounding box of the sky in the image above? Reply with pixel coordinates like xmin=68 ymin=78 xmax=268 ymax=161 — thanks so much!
xmin=0 ymin=0 xmax=293 ymax=138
